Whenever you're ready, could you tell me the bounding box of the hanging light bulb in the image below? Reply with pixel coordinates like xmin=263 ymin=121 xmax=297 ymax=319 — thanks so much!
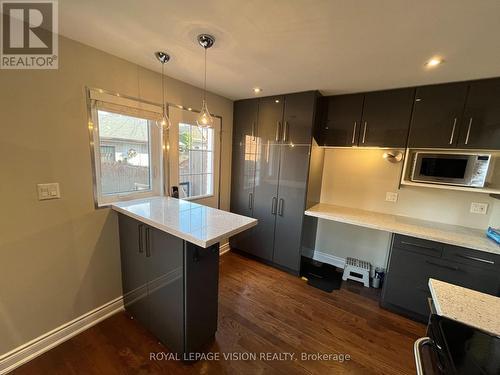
xmin=155 ymin=51 xmax=171 ymax=130
xmin=196 ymin=34 xmax=215 ymax=128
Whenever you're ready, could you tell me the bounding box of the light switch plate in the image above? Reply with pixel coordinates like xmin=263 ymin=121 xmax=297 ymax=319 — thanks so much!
xmin=470 ymin=202 xmax=488 ymax=215
xmin=386 ymin=192 xmax=398 ymax=203
xmin=37 ymin=183 xmax=61 ymax=200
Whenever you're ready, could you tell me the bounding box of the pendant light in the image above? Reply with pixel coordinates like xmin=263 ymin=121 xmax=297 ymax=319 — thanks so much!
xmin=196 ymin=34 xmax=215 ymax=128
xmin=155 ymin=51 xmax=171 ymax=130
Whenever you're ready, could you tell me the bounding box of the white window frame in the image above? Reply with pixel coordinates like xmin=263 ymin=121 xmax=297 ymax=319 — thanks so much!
xmin=178 ymin=122 xmax=215 ymax=200
xmin=88 ymin=89 xmax=163 ymax=207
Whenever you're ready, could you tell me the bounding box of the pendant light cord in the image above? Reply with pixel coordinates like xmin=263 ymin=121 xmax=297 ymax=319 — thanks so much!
xmin=203 ymin=47 xmax=207 ymax=102
xmin=161 ymin=62 xmax=166 ymax=116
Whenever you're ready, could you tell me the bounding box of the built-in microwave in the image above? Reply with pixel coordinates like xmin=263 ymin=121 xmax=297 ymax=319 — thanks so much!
xmin=411 ymin=151 xmax=492 ymax=188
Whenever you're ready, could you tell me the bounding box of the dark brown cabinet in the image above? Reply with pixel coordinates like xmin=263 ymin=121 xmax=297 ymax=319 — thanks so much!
xmin=408 ymin=83 xmax=469 ymax=148
xmin=317 ymin=94 xmax=364 ymax=147
xmin=360 ymin=88 xmax=415 ymax=147
xmin=316 ymin=88 xmax=414 ymax=148
xmin=458 ymin=78 xmax=500 ymax=149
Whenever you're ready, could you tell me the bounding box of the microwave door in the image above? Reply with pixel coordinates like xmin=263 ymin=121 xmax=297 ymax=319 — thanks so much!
xmin=412 ymin=154 xmax=470 ymax=186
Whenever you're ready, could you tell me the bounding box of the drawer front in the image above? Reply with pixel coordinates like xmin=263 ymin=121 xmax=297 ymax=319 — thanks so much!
xmin=393 ymin=234 xmax=443 ymax=258
xmin=442 ymin=244 xmax=500 ymax=272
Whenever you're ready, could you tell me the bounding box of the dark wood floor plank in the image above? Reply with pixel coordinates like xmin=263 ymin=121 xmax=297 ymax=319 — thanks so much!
xmin=12 ymin=252 xmax=425 ymax=375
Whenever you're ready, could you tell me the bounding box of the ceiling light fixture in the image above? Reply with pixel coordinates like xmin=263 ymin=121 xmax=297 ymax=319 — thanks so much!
xmin=425 ymin=57 xmax=444 ymax=68
xmin=253 ymin=87 xmax=262 ymax=94
xmin=155 ymin=51 xmax=172 ymax=130
xmin=196 ymin=34 xmax=215 ymax=128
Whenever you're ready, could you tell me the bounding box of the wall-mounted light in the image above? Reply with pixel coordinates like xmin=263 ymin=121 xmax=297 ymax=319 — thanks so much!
xmin=196 ymin=34 xmax=215 ymax=128
xmin=383 ymin=151 xmax=404 ymax=163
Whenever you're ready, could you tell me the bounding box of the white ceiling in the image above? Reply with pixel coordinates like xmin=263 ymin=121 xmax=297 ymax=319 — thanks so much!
xmin=58 ymin=0 xmax=500 ymax=100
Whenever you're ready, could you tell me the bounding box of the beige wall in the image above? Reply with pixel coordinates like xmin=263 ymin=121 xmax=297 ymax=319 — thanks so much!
xmin=315 ymin=148 xmax=500 ymax=269
xmin=0 ymin=36 xmax=233 ymax=355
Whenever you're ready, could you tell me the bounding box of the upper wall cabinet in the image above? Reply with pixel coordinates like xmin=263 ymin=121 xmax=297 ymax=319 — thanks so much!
xmin=283 ymin=91 xmax=318 ymax=145
xmin=315 ymin=88 xmax=414 ymax=148
xmin=457 ymin=78 xmax=500 ymax=150
xmin=316 ymin=94 xmax=364 ymax=147
xmin=359 ymin=88 xmax=415 ymax=148
xmin=408 ymin=82 xmax=469 ymax=148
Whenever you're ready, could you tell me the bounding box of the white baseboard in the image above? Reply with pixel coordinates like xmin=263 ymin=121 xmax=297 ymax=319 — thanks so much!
xmin=0 ymin=296 xmax=124 ymax=375
xmin=302 ymin=248 xmax=346 ymax=269
xmin=220 ymin=242 xmax=231 ymax=255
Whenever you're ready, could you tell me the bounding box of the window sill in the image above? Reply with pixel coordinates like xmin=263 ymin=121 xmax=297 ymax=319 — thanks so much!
xmin=181 ymin=194 xmax=214 ymax=202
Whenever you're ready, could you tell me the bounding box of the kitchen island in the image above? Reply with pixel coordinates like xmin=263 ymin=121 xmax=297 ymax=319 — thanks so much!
xmin=111 ymin=196 xmax=257 ymax=356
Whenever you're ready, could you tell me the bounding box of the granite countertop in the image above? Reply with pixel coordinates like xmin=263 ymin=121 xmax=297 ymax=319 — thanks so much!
xmin=429 ymin=278 xmax=500 ymax=337
xmin=111 ymin=196 xmax=257 ymax=248
xmin=304 ymin=203 xmax=499 ymax=255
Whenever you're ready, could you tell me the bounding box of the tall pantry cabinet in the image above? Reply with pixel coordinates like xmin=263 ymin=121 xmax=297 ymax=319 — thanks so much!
xmin=230 ymin=91 xmax=319 ymax=274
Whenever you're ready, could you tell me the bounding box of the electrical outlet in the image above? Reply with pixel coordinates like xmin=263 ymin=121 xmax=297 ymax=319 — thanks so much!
xmin=37 ymin=183 xmax=61 ymax=201
xmin=386 ymin=192 xmax=398 ymax=203
xmin=470 ymin=202 xmax=488 ymax=215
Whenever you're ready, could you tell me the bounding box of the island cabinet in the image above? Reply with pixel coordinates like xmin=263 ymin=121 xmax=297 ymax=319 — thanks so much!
xmin=230 ymin=91 xmax=318 ymax=274
xmin=316 ymin=88 xmax=414 ymax=148
xmin=381 ymin=234 xmax=500 ymax=322
xmin=118 ymin=214 xmax=219 ymax=354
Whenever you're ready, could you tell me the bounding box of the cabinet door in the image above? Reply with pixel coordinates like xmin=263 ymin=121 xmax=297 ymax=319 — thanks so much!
xmin=273 ymin=145 xmax=310 ymax=272
xmin=146 ymin=227 xmax=184 ymax=353
xmin=118 ymin=215 xmax=149 ymax=326
xmin=282 ymin=91 xmax=316 ymax=145
xmin=257 ymin=96 xmax=284 ymax=144
xmin=360 ymin=88 xmax=414 ymax=147
xmin=458 ymin=78 xmax=500 ymax=149
xmin=184 ymin=243 xmax=219 ymax=353
xmin=250 ymin=144 xmax=281 ymax=261
xmin=319 ymin=94 xmax=364 ymax=146
xmin=408 ymin=83 xmax=468 ymax=148
xmin=230 ymin=100 xmax=258 ymax=253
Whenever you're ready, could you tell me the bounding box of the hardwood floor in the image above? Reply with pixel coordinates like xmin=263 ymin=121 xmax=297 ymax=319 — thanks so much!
xmin=13 ymin=252 xmax=425 ymax=375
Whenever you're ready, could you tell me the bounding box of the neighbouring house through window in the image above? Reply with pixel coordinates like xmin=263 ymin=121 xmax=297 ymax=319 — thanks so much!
xmin=178 ymin=123 xmax=214 ymax=199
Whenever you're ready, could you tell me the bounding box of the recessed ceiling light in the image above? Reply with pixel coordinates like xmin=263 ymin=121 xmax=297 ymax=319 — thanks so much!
xmin=253 ymin=87 xmax=262 ymax=94
xmin=275 ymin=99 xmax=280 ymax=103
xmin=425 ymin=57 xmax=444 ymax=68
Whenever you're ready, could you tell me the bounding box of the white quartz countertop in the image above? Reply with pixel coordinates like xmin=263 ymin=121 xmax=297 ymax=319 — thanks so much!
xmin=304 ymin=203 xmax=499 ymax=255
xmin=111 ymin=197 xmax=257 ymax=248
xmin=429 ymin=278 xmax=500 ymax=336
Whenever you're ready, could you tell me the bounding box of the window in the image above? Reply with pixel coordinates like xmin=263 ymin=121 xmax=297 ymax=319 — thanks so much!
xmin=89 ymin=89 xmax=162 ymax=206
xmin=178 ymin=123 xmax=214 ymax=199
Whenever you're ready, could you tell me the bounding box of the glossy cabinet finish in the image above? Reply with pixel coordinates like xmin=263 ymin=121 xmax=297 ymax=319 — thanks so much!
xmin=408 ymin=83 xmax=469 ymax=148
xmin=317 ymin=94 xmax=364 ymax=147
xmin=273 ymin=145 xmax=310 ymax=271
xmin=230 ymin=91 xmax=317 ymax=273
xmin=458 ymin=78 xmax=500 ymax=149
xmin=360 ymin=88 xmax=414 ymax=147
xmin=283 ymin=91 xmax=317 ymax=145
xmin=230 ymin=99 xmax=258 ymax=254
xmin=118 ymin=214 xmax=219 ymax=354
xmin=250 ymin=144 xmax=280 ymax=261
xmin=382 ymin=234 xmax=500 ymax=322
xmin=119 ymin=215 xmax=149 ymax=327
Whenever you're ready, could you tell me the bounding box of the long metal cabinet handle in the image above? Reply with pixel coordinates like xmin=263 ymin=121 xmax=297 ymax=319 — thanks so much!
xmin=138 ymin=224 xmax=144 ymax=253
xmin=449 ymin=118 xmax=457 ymax=144
xmin=275 ymin=121 xmax=281 ymax=142
xmin=456 ymin=254 xmax=494 ymax=265
xmin=145 ymin=227 xmax=151 ymax=258
xmin=425 ymin=260 xmax=459 ymax=271
xmin=400 ymin=241 xmax=440 ymax=252
xmin=271 ymin=197 xmax=277 ymax=215
xmin=362 ymin=121 xmax=367 ymax=143
xmin=351 ymin=121 xmax=357 ymax=144
xmin=282 ymin=121 xmax=288 ymax=142
xmin=252 ymin=122 xmax=256 ymax=141
xmin=414 ymin=337 xmax=433 ymax=375
xmin=278 ymin=198 xmax=284 ymax=216
xmin=248 ymin=192 xmax=253 ymax=210
xmin=465 ymin=117 xmax=473 ymax=145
